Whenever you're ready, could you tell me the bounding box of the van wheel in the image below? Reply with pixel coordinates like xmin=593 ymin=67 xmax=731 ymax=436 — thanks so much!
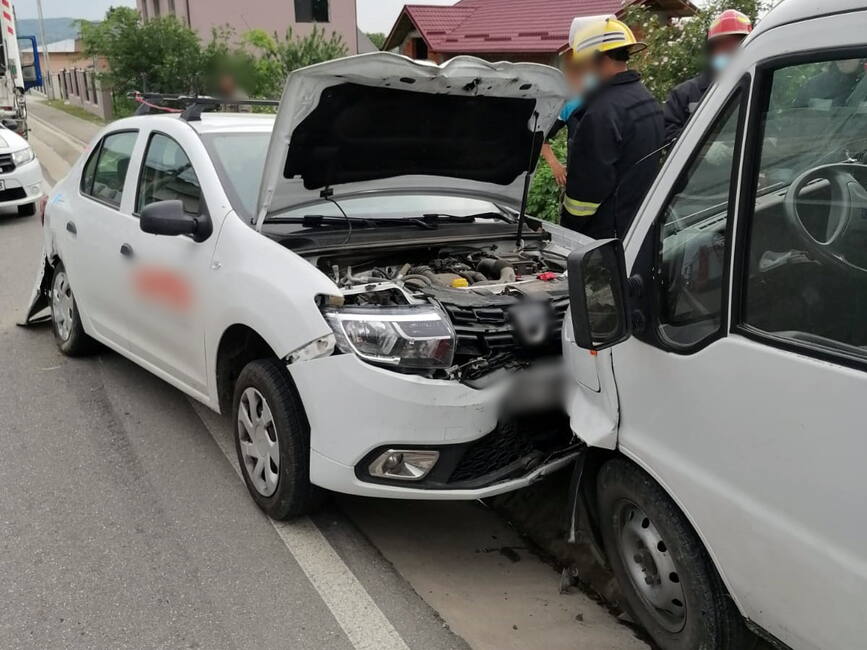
xmin=596 ymin=459 xmax=755 ymax=650
xmin=232 ymin=358 xmax=325 ymax=520
xmin=50 ymin=262 xmax=98 ymax=356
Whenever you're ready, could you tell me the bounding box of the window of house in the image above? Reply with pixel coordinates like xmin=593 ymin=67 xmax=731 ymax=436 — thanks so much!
xmin=82 ymin=131 xmax=138 ymax=208
xmin=656 ymin=89 xmax=743 ymax=348
xmin=295 ymin=0 xmax=329 ymax=23
xmin=740 ymin=56 xmax=867 ymax=364
xmin=413 ymin=38 xmax=429 ymax=61
xmin=137 ymin=133 xmax=202 ymax=215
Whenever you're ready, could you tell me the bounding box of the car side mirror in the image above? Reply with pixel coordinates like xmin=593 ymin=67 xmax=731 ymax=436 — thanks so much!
xmin=140 ymin=200 xmax=212 ymax=242
xmin=568 ymin=239 xmax=631 ymax=351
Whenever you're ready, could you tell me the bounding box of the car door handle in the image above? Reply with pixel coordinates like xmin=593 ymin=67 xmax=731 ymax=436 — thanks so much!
xmin=66 ymin=221 xmax=76 ymax=235
xmin=120 ymin=243 xmax=134 ymax=258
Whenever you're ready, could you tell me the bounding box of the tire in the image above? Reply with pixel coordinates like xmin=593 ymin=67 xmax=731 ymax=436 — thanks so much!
xmin=18 ymin=202 xmax=36 ymax=217
xmin=596 ymin=459 xmax=755 ymax=650
xmin=50 ymin=262 xmax=98 ymax=356
xmin=232 ymin=358 xmax=325 ymax=519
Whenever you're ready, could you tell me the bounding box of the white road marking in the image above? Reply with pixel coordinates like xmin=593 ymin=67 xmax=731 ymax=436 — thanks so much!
xmin=189 ymin=400 xmax=411 ymax=650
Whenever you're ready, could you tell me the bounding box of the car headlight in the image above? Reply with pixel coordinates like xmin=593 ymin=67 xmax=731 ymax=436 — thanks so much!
xmin=324 ymin=305 xmax=456 ymax=369
xmin=12 ymin=147 xmax=33 ymax=166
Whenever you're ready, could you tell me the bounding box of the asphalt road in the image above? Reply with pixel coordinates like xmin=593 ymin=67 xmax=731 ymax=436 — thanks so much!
xmin=0 ymin=100 xmax=649 ymax=650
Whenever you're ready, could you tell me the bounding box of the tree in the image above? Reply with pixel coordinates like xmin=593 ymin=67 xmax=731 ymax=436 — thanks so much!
xmin=366 ymin=32 xmax=387 ymax=50
xmin=241 ymin=26 xmax=348 ymax=98
xmin=78 ymin=7 xmax=203 ymax=96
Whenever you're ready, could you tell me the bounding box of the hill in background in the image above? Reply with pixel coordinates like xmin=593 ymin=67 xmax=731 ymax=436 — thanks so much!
xmin=17 ymin=18 xmax=87 ymax=45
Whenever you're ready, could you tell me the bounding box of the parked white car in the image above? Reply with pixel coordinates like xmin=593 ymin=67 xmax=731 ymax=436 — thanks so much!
xmin=565 ymin=1 xmax=867 ymax=649
xmin=0 ymin=123 xmax=42 ymax=216
xmin=26 ymin=54 xmax=584 ymax=518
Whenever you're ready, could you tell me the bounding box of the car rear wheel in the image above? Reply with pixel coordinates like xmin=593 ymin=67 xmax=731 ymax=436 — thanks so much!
xmin=596 ymin=459 xmax=755 ymax=650
xmin=18 ymin=202 xmax=36 ymax=217
xmin=233 ymin=358 xmax=325 ymax=519
xmin=50 ymin=263 xmax=98 ymax=356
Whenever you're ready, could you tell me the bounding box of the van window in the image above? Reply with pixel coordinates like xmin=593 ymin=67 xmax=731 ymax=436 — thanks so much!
xmin=137 ymin=133 xmax=202 ymax=215
xmin=83 ymin=131 xmax=137 ymax=208
xmin=741 ymin=58 xmax=867 ymax=364
xmin=657 ymin=90 xmax=743 ymax=347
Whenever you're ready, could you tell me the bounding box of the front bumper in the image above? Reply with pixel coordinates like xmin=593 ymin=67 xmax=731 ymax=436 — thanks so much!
xmin=290 ymin=354 xmax=578 ymax=499
xmin=0 ymin=158 xmax=44 ymax=207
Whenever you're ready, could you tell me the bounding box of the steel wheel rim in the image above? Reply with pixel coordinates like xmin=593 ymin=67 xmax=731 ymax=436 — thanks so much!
xmin=52 ymin=270 xmax=74 ymax=342
xmin=237 ymin=387 xmax=280 ymax=497
xmin=615 ymin=499 xmax=687 ymax=633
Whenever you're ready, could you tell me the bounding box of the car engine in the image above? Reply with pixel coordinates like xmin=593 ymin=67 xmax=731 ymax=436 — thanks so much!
xmin=312 ymin=242 xmax=569 ymax=382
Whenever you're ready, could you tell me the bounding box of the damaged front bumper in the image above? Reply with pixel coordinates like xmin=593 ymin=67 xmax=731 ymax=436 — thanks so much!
xmin=290 ymin=352 xmax=580 ymax=499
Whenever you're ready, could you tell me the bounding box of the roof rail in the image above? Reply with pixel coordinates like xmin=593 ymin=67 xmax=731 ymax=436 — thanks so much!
xmin=128 ymin=92 xmax=279 ymax=120
xmin=180 ymin=97 xmax=280 ymax=121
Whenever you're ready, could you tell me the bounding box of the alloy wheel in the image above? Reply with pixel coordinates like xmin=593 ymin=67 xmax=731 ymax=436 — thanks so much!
xmin=615 ymin=499 xmax=687 ymax=633
xmin=52 ymin=270 xmax=74 ymax=342
xmin=237 ymin=387 xmax=280 ymax=497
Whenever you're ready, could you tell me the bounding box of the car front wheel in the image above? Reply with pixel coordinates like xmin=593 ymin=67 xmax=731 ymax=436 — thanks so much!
xmin=232 ymin=358 xmax=325 ymax=520
xmin=596 ymin=459 xmax=755 ymax=650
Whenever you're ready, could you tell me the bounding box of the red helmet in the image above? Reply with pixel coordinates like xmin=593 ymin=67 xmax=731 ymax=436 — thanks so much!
xmin=708 ymin=9 xmax=753 ymax=42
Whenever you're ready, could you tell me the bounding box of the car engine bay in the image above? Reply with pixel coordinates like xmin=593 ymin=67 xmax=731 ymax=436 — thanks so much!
xmin=308 ymin=240 xmax=570 ymax=383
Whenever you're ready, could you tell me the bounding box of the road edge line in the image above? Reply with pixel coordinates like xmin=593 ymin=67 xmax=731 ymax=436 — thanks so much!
xmin=189 ymin=398 xmax=411 ymax=650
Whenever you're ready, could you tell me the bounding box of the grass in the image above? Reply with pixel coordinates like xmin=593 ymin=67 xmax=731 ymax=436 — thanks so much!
xmin=44 ymin=99 xmax=106 ymax=125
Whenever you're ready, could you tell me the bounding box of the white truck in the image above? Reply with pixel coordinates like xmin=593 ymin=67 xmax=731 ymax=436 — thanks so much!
xmin=0 ymin=0 xmax=42 ymax=137
xmin=565 ymin=1 xmax=867 ymax=649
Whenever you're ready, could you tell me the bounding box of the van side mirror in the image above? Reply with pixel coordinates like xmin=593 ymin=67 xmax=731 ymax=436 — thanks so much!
xmin=568 ymin=239 xmax=631 ymax=351
xmin=140 ymin=200 xmax=212 ymax=242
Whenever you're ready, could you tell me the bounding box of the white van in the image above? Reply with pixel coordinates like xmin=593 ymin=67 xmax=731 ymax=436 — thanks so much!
xmin=565 ymin=1 xmax=867 ymax=649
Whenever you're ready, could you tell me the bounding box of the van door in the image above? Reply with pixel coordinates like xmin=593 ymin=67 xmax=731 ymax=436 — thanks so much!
xmin=612 ymin=52 xmax=867 ymax=650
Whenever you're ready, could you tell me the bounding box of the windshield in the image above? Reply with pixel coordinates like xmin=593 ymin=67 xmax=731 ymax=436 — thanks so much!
xmin=202 ymin=132 xmax=271 ymax=219
xmin=275 ymin=195 xmax=509 ymax=220
xmin=202 ymin=131 xmax=510 ymax=222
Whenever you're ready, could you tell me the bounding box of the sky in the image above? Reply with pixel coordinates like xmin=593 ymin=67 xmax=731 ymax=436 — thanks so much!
xmin=14 ymin=0 xmax=460 ymax=33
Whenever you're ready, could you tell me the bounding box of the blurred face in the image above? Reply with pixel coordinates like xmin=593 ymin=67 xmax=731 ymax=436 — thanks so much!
xmin=708 ymin=34 xmax=745 ymax=58
xmin=835 ymin=59 xmax=863 ymax=75
xmin=561 ymin=57 xmax=593 ymax=96
xmin=708 ymin=34 xmax=745 ymax=74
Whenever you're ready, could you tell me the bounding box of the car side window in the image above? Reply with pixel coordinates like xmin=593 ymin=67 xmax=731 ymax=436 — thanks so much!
xmin=740 ymin=57 xmax=867 ymax=365
xmin=82 ymin=131 xmax=137 ymax=208
xmin=656 ymin=89 xmax=743 ymax=348
xmin=137 ymin=133 xmax=202 ymax=215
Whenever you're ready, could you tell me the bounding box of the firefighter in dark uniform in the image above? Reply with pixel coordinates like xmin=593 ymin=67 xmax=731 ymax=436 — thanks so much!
xmin=664 ymin=9 xmax=753 ymax=142
xmin=793 ymin=59 xmax=865 ymax=109
xmin=561 ymin=16 xmax=664 ymax=239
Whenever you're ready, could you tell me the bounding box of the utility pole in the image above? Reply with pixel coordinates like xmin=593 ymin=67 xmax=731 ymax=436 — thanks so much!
xmin=35 ymin=0 xmax=52 ymax=99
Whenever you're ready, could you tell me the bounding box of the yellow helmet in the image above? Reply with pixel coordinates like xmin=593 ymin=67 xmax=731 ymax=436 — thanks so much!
xmin=569 ymin=15 xmax=646 ymax=62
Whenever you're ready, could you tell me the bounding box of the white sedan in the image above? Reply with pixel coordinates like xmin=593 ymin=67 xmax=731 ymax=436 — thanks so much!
xmin=0 ymin=123 xmax=43 ymax=216
xmin=27 ymin=53 xmax=581 ymax=519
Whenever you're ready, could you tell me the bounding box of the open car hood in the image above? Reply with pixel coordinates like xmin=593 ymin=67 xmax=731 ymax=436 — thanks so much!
xmin=256 ymin=52 xmax=568 ymax=229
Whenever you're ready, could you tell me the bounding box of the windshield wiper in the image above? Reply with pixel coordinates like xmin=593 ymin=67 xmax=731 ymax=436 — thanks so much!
xmin=421 ymin=211 xmax=515 ymax=224
xmin=263 ymin=211 xmax=513 ymax=229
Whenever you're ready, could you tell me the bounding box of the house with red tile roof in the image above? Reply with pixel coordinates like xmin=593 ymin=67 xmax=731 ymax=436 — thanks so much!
xmin=383 ymin=0 xmax=696 ymax=64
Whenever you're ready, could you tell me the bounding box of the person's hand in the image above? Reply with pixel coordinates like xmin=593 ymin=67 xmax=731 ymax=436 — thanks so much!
xmin=550 ymin=159 xmax=567 ymax=187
